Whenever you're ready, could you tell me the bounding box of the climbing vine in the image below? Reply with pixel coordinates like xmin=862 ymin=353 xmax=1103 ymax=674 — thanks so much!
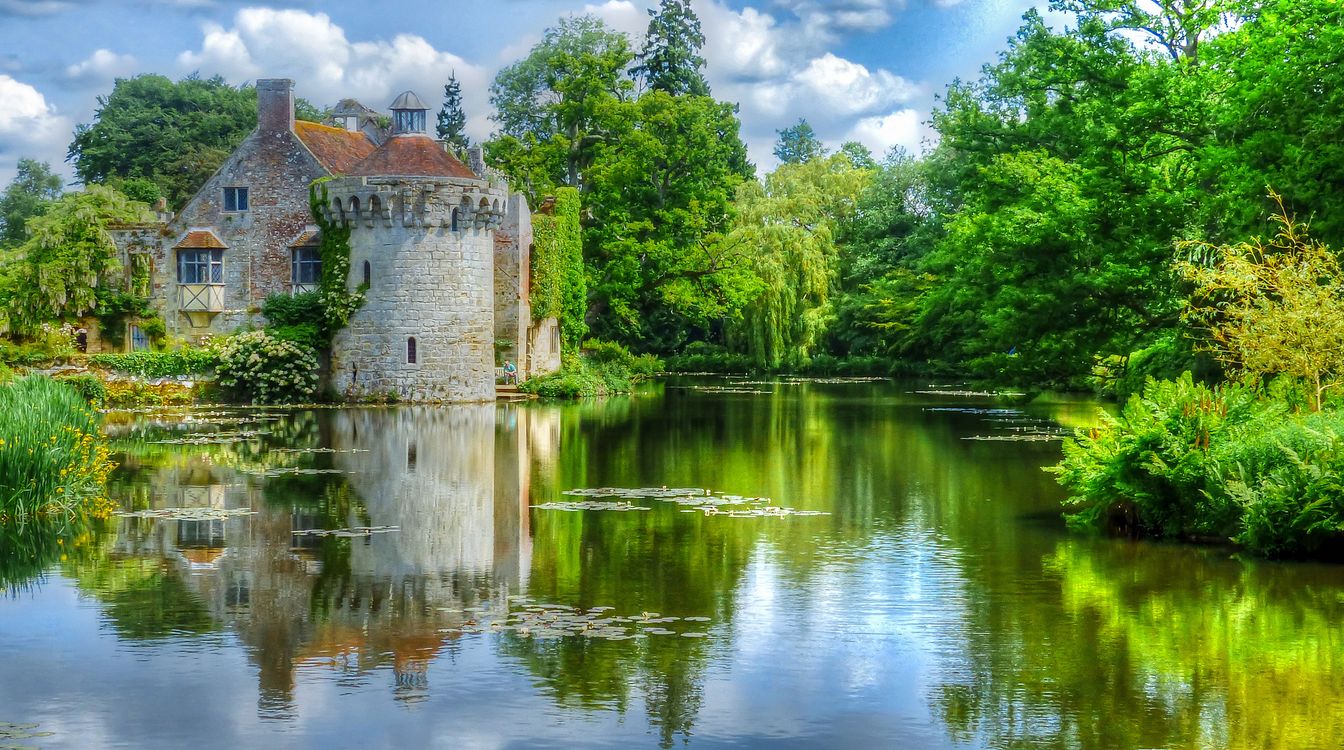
xmin=531 ymin=187 xmax=586 ymax=353
xmin=302 ymin=179 xmax=365 ymax=344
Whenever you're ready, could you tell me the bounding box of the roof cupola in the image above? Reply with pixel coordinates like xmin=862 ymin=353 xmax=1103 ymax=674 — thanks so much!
xmin=389 ymin=90 xmax=428 ymax=136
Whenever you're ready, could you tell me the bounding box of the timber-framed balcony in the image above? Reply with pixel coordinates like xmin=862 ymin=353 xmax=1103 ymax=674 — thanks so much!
xmin=179 ymin=283 xmax=225 ymax=327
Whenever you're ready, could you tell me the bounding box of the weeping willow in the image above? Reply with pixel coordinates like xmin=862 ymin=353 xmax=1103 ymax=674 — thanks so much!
xmin=726 ymin=155 xmax=869 ymax=369
xmin=0 ymin=185 xmax=152 ymax=334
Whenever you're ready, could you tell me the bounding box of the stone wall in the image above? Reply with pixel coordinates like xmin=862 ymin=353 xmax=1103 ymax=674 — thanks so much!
xmin=493 ymin=194 xmax=531 ymax=372
xmin=328 ymin=176 xmax=504 ymax=402
xmin=154 ymin=79 xmax=328 ymax=342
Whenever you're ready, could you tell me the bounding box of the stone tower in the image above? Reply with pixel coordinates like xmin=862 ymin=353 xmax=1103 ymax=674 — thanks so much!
xmin=325 ymin=91 xmax=509 ymax=402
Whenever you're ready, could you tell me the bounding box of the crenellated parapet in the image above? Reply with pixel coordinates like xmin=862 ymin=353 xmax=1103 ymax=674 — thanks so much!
xmin=321 ymin=176 xmax=510 ymax=231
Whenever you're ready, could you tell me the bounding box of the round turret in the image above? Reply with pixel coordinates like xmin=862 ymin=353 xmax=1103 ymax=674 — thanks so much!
xmin=325 ymin=113 xmax=511 ymax=402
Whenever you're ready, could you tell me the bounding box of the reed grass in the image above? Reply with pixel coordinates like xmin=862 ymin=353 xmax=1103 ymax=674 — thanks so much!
xmin=0 ymin=376 xmax=116 ymax=525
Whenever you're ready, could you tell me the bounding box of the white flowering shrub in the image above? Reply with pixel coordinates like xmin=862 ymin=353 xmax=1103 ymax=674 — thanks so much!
xmin=216 ymin=330 xmax=318 ymax=404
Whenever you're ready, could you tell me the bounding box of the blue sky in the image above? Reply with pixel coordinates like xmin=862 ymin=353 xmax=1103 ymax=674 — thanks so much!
xmin=0 ymin=0 xmax=1046 ymax=185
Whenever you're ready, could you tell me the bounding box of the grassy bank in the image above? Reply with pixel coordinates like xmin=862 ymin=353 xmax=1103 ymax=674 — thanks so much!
xmin=1052 ymin=373 xmax=1344 ymax=559
xmin=0 ymin=376 xmax=116 ymax=526
xmin=520 ymin=340 xmax=662 ymax=398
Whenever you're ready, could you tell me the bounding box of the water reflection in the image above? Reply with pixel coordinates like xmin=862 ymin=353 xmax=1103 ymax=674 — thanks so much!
xmin=64 ymin=405 xmax=556 ymax=720
xmin=1 ymin=384 xmax=1342 ymax=749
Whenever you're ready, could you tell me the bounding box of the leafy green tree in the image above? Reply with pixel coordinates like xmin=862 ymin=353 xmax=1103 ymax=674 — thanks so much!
xmin=914 ymin=7 xmax=1209 ymax=385
xmin=1179 ymin=194 xmax=1344 ymax=411
xmin=772 ymin=119 xmax=826 ymax=165
xmin=487 ymin=16 xmax=635 ymax=194
xmin=725 ymin=154 xmax=869 ymax=369
xmin=584 ymin=91 xmax=754 ymax=348
xmin=827 ymin=149 xmax=940 ymax=357
xmin=1197 ymin=0 xmax=1344 ymax=245
xmin=435 ymin=72 xmax=470 ymax=151
xmin=633 ymin=0 xmax=710 ymax=97
xmin=0 ymin=159 xmax=62 ymax=248
xmin=68 ymin=74 xmax=258 ymax=209
xmin=0 ymin=186 xmax=151 ymax=333
xmin=837 ymin=141 xmax=876 ymax=170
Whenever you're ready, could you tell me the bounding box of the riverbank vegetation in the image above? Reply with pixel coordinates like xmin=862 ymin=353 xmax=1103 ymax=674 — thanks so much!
xmin=520 ymin=340 xmax=662 ymax=399
xmin=0 ymin=376 xmax=116 ymax=527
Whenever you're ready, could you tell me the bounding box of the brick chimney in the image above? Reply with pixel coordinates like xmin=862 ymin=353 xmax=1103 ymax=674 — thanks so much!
xmin=257 ymin=78 xmax=295 ymax=133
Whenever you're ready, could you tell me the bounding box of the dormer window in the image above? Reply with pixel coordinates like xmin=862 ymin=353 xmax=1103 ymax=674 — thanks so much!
xmin=223 ymin=187 xmax=249 ymax=212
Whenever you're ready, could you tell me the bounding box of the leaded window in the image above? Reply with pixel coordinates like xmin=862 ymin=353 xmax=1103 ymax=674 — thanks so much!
xmin=178 ymin=249 xmax=223 ymax=284
xmin=291 ymin=246 xmax=321 ymax=286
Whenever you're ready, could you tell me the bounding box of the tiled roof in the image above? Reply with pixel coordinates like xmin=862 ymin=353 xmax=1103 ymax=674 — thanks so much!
xmin=347 ymin=134 xmax=478 ymax=179
xmin=289 ymin=228 xmax=321 ymax=247
xmin=173 ymin=229 xmax=227 ymax=249
xmin=295 ymin=120 xmax=376 ymax=175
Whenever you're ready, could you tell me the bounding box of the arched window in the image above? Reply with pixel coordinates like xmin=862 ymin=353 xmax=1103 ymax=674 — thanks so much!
xmin=349 ymin=196 xmax=361 ymax=221
xmin=407 ymin=337 xmax=417 ymax=364
xmin=362 ymin=260 xmax=371 ymax=287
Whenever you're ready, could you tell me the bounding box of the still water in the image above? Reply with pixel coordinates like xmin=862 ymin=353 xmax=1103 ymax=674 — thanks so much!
xmin=2 ymin=378 xmax=1342 ymax=749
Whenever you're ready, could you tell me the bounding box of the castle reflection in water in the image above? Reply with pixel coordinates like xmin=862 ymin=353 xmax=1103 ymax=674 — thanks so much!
xmin=106 ymin=404 xmax=559 ymax=716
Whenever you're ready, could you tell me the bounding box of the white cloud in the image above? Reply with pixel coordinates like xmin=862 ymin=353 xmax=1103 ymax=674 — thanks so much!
xmin=692 ymin=0 xmax=927 ymax=168
xmin=176 ymin=8 xmax=493 ymax=142
xmin=792 ymin=53 xmax=919 ymax=116
xmin=845 ymin=108 xmax=930 ymax=156
xmin=0 ymin=75 xmax=72 ymax=186
xmin=583 ymin=0 xmax=647 ymax=37
xmin=65 ymin=49 xmax=138 ymax=85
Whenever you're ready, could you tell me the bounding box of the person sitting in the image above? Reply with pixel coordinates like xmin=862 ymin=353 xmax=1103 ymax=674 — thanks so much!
xmin=503 ymin=361 xmax=518 ymax=384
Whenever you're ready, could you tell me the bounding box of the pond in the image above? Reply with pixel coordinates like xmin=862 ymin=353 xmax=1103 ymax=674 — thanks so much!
xmin=2 ymin=377 xmax=1342 ymax=749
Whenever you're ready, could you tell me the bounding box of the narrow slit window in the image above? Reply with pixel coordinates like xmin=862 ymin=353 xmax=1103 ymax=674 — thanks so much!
xmin=223 ymin=187 xmax=249 ymax=212
xmin=362 ymin=260 xmax=371 ymax=287
xmin=407 ymin=337 xmax=417 ymax=364
xmin=451 ymin=208 xmax=459 ymax=232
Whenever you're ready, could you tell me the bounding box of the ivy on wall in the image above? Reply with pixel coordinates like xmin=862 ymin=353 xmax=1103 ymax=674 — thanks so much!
xmin=531 ymin=187 xmax=587 ymax=353
xmin=311 ymin=179 xmax=365 ymax=337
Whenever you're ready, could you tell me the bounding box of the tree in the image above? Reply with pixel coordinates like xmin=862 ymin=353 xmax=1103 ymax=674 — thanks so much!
xmin=633 ymin=0 xmax=710 ymax=97
xmin=487 ymin=16 xmax=635 ymax=194
xmin=772 ymin=119 xmax=826 ymax=165
xmin=435 ymin=72 xmax=470 ymax=151
xmin=912 ymin=7 xmax=1209 ymax=385
xmin=584 ymin=91 xmax=754 ymax=348
xmin=1179 ymin=194 xmax=1344 ymax=411
xmin=725 ymin=154 xmax=869 ymax=369
xmin=837 ymin=141 xmax=876 ymax=170
xmin=0 ymin=186 xmax=151 ymax=334
xmin=0 ymin=159 xmax=62 ymax=248
xmin=68 ymin=74 xmax=257 ymax=209
xmin=1197 ymin=0 xmax=1344 ymax=246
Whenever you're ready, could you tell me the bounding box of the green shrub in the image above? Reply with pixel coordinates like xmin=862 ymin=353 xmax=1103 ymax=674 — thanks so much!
xmin=0 ymin=323 xmax=79 ymax=365
xmin=263 ymin=291 xmax=324 ymax=328
xmin=0 ymin=376 xmax=116 ymax=525
xmin=268 ymin=323 xmax=322 ymax=351
xmin=57 ymin=374 xmax=108 ymax=405
xmin=520 ymin=366 xmax=607 ymax=398
xmin=216 ymin=330 xmax=319 ymax=405
xmin=1221 ymin=412 xmax=1344 ymax=558
xmin=1051 ymin=373 xmax=1272 ymax=539
xmin=1052 ymin=372 xmax=1344 ymax=558
xmin=88 ymin=349 xmax=218 ymax=378
xmin=664 ymin=341 xmax=755 ymax=373
xmin=520 ymin=343 xmax=659 ymax=399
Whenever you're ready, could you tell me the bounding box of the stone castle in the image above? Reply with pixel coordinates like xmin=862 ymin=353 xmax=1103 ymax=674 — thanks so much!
xmin=114 ymin=79 xmax=560 ymax=402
